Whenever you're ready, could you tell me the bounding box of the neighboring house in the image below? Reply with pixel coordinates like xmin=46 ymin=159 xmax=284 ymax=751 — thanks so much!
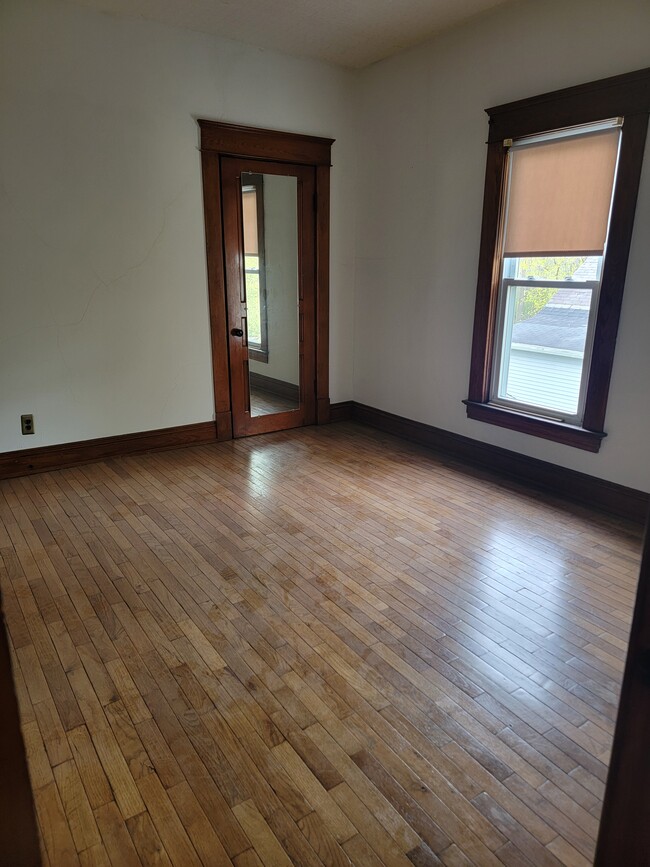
xmin=505 ymin=258 xmax=598 ymax=414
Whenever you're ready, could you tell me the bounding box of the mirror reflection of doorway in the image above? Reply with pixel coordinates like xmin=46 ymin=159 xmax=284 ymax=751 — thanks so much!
xmin=241 ymin=172 xmax=300 ymax=417
xmin=221 ymin=157 xmax=316 ymax=437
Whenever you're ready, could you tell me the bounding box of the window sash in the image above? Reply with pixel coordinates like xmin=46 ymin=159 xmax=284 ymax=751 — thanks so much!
xmin=490 ymin=276 xmax=601 ymax=424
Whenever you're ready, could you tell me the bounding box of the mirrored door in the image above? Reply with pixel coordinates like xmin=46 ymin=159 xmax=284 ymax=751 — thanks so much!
xmin=221 ymin=158 xmax=316 ymax=437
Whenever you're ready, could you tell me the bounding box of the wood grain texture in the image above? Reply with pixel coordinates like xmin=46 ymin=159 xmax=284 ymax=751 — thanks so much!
xmin=340 ymin=402 xmax=648 ymax=524
xmin=199 ymin=121 xmax=334 ymax=166
xmin=0 ymin=422 xmax=217 ymax=481
xmin=595 ymin=521 xmax=650 ymax=865
xmin=0 ymin=422 xmax=641 ymax=866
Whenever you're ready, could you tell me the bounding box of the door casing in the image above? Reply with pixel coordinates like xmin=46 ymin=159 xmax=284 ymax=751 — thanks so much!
xmin=198 ymin=121 xmax=334 ymax=441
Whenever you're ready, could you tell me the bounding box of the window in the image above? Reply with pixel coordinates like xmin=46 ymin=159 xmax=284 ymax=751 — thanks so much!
xmin=465 ymin=68 xmax=650 ymax=452
xmin=241 ymin=174 xmax=268 ymax=362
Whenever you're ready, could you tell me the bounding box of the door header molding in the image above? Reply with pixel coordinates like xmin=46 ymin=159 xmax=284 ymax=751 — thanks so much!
xmin=198 ymin=120 xmax=334 ymax=166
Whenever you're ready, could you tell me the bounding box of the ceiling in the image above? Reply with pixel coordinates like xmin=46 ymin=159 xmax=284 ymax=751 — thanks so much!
xmin=68 ymin=0 xmax=512 ymax=68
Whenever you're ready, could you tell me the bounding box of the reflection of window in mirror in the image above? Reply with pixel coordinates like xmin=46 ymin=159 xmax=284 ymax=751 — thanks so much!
xmin=241 ymin=174 xmax=268 ymax=362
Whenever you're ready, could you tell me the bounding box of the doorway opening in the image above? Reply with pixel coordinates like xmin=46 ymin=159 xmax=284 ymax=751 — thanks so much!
xmin=198 ymin=122 xmax=333 ymax=440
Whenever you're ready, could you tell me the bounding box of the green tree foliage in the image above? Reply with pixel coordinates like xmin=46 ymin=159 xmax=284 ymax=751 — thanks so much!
xmin=513 ymin=256 xmax=586 ymax=323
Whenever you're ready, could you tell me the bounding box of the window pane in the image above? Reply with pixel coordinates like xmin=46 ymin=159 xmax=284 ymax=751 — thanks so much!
xmin=498 ymin=282 xmax=593 ymax=416
xmin=244 ymin=255 xmax=262 ymax=346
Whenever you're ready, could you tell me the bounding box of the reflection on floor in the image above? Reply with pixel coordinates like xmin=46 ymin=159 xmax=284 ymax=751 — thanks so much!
xmin=0 ymin=422 xmax=642 ymax=866
xmin=250 ymin=385 xmax=299 ymax=416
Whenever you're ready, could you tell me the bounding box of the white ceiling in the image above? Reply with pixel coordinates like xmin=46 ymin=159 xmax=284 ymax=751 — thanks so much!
xmin=67 ymin=0 xmax=512 ymax=68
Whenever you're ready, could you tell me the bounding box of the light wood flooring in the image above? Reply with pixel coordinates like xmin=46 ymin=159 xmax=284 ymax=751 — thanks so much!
xmin=0 ymin=422 xmax=642 ymax=867
xmin=250 ymin=387 xmax=299 ymax=417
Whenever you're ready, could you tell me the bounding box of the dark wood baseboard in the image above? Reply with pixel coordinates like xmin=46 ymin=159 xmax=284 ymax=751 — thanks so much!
xmin=334 ymin=401 xmax=648 ymax=524
xmin=249 ymin=372 xmax=300 ymax=401
xmin=3 ymin=403 xmax=645 ymax=524
xmin=0 ymin=421 xmax=217 ymax=480
xmin=329 ymin=401 xmax=354 ymax=422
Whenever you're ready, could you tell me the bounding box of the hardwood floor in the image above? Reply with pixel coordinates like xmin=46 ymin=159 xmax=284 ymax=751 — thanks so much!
xmin=0 ymin=421 xmax=641 ymax=866
xmin=250 ymin=386 xmax=299 ymax=417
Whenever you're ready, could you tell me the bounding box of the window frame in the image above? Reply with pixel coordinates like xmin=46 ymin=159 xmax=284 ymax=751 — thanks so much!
xmin=490 ymin=273 xmax=601 ymax=425
xmin=241 ymin=173 xmax=269 ymax=363
xmin=465 ymin=68 xmax=650 ymax=452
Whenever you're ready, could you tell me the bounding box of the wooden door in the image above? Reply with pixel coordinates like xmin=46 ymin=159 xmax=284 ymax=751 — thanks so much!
xmin=221 ymin=157 xmax=316 ymax=438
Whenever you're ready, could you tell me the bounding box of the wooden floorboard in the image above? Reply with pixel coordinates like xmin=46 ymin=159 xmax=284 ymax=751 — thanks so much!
xmin=0 ymin=421 xmax=641 ymax=866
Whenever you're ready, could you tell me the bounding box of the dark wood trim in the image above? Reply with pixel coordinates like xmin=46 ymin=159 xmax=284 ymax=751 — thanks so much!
xmin=215 ymin=411 xmax=233 ymax=442
xmin=200 ymin=148 xmax=232 ymax=440
xmin=0 ymin=421 xmax=217 ymax=480
xmin=199 ymin=120 xmax=334 ymax=166
xmin=595 ymin=518 xmax=650 ymax=864
xmin=464 ymin=400 xmax=605 ymax=452
xmin=249 ymin=371 xmax=300 ymax=401
xmin=331 ymin=402 xmax=648 ymax=523
xmin=315 ymin=164 xmax=331 ymax=424
xmin=0 ymin=594 xmax=41 ymax=867
xmin=198 ymin=121 xmax=333 ymax=438
xmin=583 ymin=110 xmax=649 ymax=430
xmin=487 ymin=66 xmax=650 ymax=143
xmin=467 ymin=141 xmax=509 ymax=403
xmin=330 ymin=401 xmax=354 ymax=422
xmin=467 ymin=67 xmax=650 ymax=448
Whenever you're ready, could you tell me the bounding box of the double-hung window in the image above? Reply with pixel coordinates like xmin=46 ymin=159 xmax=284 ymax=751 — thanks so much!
xmin=466 ymin=69 xmax=650 ymax=452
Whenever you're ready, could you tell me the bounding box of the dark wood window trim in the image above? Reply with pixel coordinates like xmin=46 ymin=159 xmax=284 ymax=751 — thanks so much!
xmin=466 ymin=67 xmax=650 ymax=452
xmin=198 ymin=122 xmax=334 ymax=439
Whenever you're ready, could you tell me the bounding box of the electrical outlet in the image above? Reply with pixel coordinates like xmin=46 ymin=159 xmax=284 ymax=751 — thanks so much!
xmin=21 ymin=414 xmax=34 ymax=435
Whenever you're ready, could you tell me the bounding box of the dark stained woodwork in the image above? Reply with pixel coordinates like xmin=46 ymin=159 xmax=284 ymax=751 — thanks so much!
xmin=464 ymin=401 xmax=606 ymax=453
xmin=335 ymin=401 xmax=648 ymax=524
xmin=329 ymin=401 xmax=354 ymax=423
xmin=596 ymin=519 xmax=650 ymax=865
xmin=582 ymin=111 xmax=649 ymax=431
xmin=487 ymin=67 xmax=650 ymax=143
xmin=467 ymin=67 xmax=650 ymax=448
xmin=315 ymin=164 xmax=331 ymax=425
xmin=0 ymin=593 xmax=41 ymax=867
xmin=0 ymin=423 xmax=642 ymax=865
xmin=198 ymin=121 xmax=333 ymax=440
xmin=0 ymin=421 xmax=217 ymax=480
xmin=200 ymin=150 xmax=233 ymax=441
xmin=467 ymin=141 xmax=509 ymax=404
xmin=199 ymin=120 xmax=334 ymax=166
xmin=221 ymin=156 xmax=316 ymax=438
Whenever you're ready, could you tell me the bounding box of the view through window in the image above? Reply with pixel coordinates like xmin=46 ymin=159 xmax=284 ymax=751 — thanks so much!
xmin=490 ymin=122 xmax=620 ymax=424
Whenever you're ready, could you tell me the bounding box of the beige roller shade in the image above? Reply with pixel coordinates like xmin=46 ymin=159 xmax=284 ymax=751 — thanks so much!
xmin=242 ymin=188 xmax=259 ymax=255
xmin=503 ymin=127 xmax=620 ymax=257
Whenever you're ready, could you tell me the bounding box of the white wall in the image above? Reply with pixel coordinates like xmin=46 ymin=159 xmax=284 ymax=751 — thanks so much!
xmin=0 ymin=0 xmax=356 ymax=450
xmin=3 ymin=0 xmax=650 ymax=493
xmin=353 ymin=0 xmax=650 ymax=491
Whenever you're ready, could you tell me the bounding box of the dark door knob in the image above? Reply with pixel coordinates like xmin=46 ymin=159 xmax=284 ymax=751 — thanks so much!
xmin=230 ymin=328 xmax=244 ymax=337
